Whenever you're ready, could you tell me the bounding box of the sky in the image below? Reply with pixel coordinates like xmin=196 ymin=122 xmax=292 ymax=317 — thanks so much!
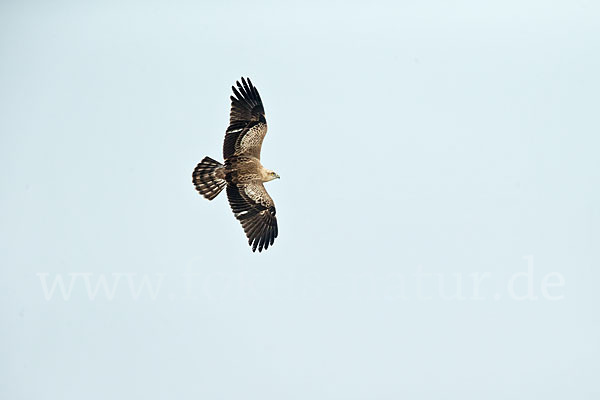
xmin=1 ymin=1 xmax=599 ymax=398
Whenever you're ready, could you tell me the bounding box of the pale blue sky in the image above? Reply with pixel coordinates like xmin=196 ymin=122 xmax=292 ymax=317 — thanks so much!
xmin=1 ymin=1 xmax=599 ymax=398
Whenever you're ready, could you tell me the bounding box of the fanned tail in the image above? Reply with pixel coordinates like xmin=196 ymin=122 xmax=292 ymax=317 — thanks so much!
xmin=193 ymin=157 xmax=226 ymax=200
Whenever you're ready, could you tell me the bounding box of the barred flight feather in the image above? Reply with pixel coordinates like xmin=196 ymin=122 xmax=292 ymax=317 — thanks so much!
xmin=192 ymin=157 xmax=226 ymax=200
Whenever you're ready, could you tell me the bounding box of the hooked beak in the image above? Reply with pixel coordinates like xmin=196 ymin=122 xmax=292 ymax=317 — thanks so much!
xmin=275 ymin=174 xmax=280 ymax=179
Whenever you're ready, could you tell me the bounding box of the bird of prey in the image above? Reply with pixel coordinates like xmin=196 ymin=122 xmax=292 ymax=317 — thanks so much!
xmin=192 ymin=78 xmax=279 ymax=252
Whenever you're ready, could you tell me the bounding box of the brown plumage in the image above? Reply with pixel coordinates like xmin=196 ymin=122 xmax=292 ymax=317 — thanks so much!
xmin=193 ymin=78 xmax=279 ymax=252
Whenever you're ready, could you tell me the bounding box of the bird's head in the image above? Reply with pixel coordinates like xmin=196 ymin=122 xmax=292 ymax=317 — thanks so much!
xmin=265 ymin=170 xmax=280 ymax=182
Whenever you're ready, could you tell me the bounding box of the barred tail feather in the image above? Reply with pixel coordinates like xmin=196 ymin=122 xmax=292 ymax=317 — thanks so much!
xmin=193 ymin=157 xmax=226 ymax=200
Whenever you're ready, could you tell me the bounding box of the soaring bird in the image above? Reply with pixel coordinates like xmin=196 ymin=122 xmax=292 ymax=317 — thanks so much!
xmin=193 ymin=78 xmax=279 ymax=252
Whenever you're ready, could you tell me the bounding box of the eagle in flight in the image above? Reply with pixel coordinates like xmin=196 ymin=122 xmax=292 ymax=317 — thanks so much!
xmin=193 ymin=78 xmax=279 ymax=252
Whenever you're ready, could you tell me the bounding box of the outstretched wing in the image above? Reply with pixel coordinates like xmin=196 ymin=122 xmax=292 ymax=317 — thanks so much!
xmin=223 ymin=77 xmax=267 ymax=160
xmin=226 ymin=182 xmax=278 ymax=252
